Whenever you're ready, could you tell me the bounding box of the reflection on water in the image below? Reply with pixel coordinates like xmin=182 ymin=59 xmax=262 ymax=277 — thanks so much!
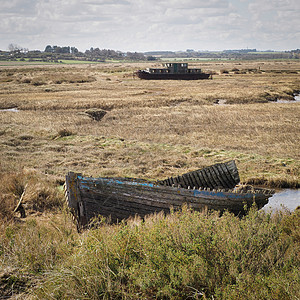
xmin=0 ymin=107 xmax=19 ymax=112
xmin=263 ymin=189 xmax=300 ymax=212
xmin=276 ymin=93 xmax=300 ymax=103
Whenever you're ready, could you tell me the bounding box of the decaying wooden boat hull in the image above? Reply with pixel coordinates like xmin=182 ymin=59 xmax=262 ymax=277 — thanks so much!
xmin=65 ymin=161 xmax=274 ymax=228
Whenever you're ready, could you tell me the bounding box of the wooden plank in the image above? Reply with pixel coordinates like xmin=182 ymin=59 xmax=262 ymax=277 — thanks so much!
xmin=199 ymin=170 xmax=214 ymax=188
xmin=65 ymin=172 xmax=88 ymax=228
xmin=156 ymin=160 xmax=240 ymax=189
xmin=79 ymin=179 xmax=250 ymax=209
xmin=185 ymin=173 xmax=195 ymax=188
xmin=65 ymin=172 xmax=78 ymax=211
xmin=189 ymin=171 xmax=201 ymax=189
xmin=193 ymin=171 xmax=206 ymax=188
xmin=225 ymin=161 xmax=240 ymax=184
xmin=209 ymin=166 xmax=224 ymax=188
xmin=214 ymin=164 xmax=233 ymax=188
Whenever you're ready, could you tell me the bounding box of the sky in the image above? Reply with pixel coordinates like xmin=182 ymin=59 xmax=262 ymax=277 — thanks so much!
xmin=1 ymin=0 xmax=299 ymax=52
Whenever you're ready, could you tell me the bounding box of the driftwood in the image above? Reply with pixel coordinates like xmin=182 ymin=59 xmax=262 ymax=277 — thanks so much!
xmin=13 ymin=184 xmax=27 ymax=218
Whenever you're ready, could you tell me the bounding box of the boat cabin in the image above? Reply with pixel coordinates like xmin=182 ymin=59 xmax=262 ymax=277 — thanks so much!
xmin=147 ymin=63 xmax=203 ymax=74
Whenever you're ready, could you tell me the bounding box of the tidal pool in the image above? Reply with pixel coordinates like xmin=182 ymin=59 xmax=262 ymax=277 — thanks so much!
xmin=294 ymin=94 xmax=300 ymax=101
xmin=263 ymin=189 xmax=300 ymax=212
xmin=0 ymin=107 xmax=19 ymax=112
xmin=276 ymin=93 xmax=300 ymax=103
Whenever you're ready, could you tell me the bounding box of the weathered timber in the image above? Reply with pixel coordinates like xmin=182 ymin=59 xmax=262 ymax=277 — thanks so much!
xmin=157 ymin=160 xmax=240 ymax=189
xmin=65 ymin=171 xmax=87 ymax=228
xmin=65 ymin=163 xmax=274 ymax=229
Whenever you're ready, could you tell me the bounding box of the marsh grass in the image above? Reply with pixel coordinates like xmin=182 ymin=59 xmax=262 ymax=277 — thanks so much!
xmin=0 ymin=170 xmax=76 ymax=298
xmin=0 ymin=169 xmax=64 ymax=222
xmin=30 ymin=207 xmax=300 ymax=299
xmin=0 ymin=102 xmax=299 ymax=186
xmin=0 ymin=211 xmax=78 ymax=298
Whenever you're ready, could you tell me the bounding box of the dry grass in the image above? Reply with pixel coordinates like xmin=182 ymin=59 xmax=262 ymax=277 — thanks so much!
xmin=0 ymin=60 xmax=299 ymax=184
xmin=0 ymin=94 xmax=299 ymax=186
xmin=0 ymin=169 xmax=64 ymax=223
xmin=0 ymin=61 xmax=299 ymax=110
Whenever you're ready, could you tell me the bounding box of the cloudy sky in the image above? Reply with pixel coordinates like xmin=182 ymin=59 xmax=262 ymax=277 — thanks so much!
xmin=1 ymin=0 xmax=299 ymax=52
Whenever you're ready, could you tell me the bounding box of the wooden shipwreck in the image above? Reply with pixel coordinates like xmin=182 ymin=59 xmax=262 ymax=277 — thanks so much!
xmin=65 ymin=161 xmax=274 ymax=229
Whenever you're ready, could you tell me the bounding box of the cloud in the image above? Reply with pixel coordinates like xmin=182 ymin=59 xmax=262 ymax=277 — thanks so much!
xmin=0 ymin=0 xmax=299 ymax=51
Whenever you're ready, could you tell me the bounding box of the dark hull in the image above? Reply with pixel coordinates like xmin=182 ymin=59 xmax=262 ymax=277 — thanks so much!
xmin=137 ymin=71 xmax=211 ymax=80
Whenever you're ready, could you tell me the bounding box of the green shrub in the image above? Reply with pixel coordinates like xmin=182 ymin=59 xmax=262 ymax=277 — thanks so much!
xmin=33 ymin=207 xmax=300 ymax=299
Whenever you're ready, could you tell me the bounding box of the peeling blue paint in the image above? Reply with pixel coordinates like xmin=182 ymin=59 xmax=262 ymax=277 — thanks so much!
xmin=78 ymin=175 xmax=256 ymax=200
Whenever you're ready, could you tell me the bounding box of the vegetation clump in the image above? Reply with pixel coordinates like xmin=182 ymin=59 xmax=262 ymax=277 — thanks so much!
xmin=85 ymin=108 xmax=107 ymax=121
xmin=31 ymin=207 xmax=300 ymax=299
xmin=0 ymin=170 xmax=64 ymax=221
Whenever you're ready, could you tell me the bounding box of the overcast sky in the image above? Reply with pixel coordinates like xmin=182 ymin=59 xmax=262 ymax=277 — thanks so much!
xmin=1 ymin=0 xmax=299 ymax=52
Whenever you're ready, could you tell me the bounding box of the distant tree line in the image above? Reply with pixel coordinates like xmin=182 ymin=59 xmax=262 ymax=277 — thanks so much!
xmin=1 ymin=44 xmax=299 ymax=62
xmin=0 ymin=44 xmax=155 ymax=62
xmin=44 ymin=45 xmax=79 ymax=54
xmin=145 ymin=49 xmax=299 ymax=60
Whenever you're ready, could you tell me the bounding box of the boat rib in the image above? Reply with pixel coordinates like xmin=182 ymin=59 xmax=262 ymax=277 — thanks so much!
xmin=157 ymin=160 xmax=240 ymax=189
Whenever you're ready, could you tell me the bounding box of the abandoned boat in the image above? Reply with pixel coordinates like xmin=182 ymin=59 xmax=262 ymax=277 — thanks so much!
xmin=65 ymin=161 xmax=274 ymax=228
xmin=136 ymin=63 xmax=211 ymax=80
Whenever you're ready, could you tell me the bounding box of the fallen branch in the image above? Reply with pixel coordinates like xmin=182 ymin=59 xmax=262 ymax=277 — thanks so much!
xmin=13 ymin=184 xmax=28 ymax=218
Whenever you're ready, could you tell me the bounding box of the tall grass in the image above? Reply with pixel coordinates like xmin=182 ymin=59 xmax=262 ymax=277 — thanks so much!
xmin=0 ymin=170 xmax=64 ymax=220
xmin=0 ymin=170 xmax=78 ymax=298
xmin=32 ymin=207 xmax=300 ymax=299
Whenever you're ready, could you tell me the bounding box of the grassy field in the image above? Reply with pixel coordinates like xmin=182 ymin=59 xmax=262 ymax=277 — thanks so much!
xmin=0 ymin=60 xmax=299 ymax=298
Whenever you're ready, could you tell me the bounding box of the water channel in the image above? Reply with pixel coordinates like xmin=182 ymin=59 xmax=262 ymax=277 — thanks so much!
xmin=263 ymin=189 xmax=300 ymax=212
xmin=277 ymin=93 xmax=300 ymax=103
xmin=214 ymin=93 xmax=300 ymax=105
xmin=0 ymin=107 xmax=19 ymax=112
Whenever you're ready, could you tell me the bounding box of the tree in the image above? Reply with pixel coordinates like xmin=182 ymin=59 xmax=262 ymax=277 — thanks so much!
xmin=147 ymin=56 xmax=156 ymax=61
xmin=8 ymin=43 xmax=22 ymax=52
xmin=45 ymin=45 xmax=53 ymax=53
xmin=71 ymin=47 xmax=78 ymax=54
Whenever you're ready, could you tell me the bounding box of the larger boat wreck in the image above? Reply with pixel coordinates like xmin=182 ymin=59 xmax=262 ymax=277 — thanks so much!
xmin=65 ymin=161 xmax=274 ymax=229
xmin=136 ymin=63 xmax=211 ymax=80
